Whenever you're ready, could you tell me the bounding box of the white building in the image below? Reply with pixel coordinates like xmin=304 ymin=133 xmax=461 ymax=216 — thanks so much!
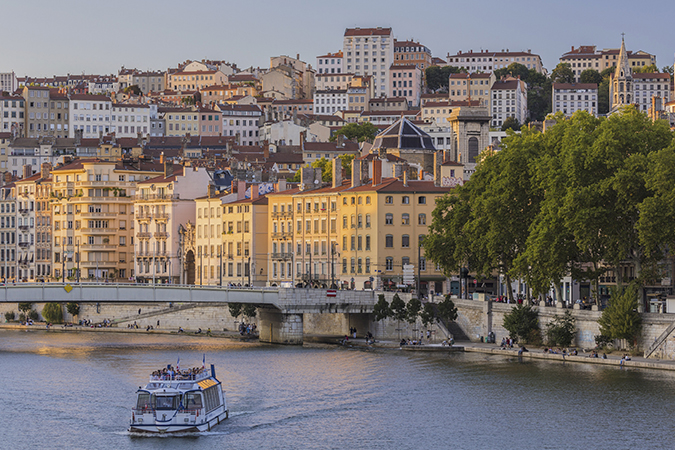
xmin=490 ymin=77 xmax=527 ymax=128
xmin=633 ymin=73 xmax=671 ymax=112
xmin=313 ymin=89 xmax=348 ymax=115
xmin=343 ymin=27 xmax=394 ymax=98
xmin=217 ymin=104 xmax=263 ymax=146
xmin=316 ymin=51 xmax=343 ymax=74
xmin=0 ymin=94 xmax=24 ymax=134
xmin=68 ymin=94 xmax=112 ymax=139
xmin=446 ymin=49 xmax=544 ymax=73
xmin=552 ymin=83 xmax=598 ymax=117
xmin=0 ymin=72 xmax=18 ymax=93
xmin=111 ymin=104 xmax=150 ymax=138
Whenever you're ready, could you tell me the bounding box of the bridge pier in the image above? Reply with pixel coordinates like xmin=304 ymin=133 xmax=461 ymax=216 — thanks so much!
xmin=258 ymin=310 xmax=304 ymax=345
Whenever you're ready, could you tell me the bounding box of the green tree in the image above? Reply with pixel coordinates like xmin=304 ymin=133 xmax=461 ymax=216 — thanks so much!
xmin=18 ymin=303 xmax=32 ymax=315
xmin=66 ymin=302 xmax=80 ymax=317
xmin=550 ymin=63 xmax=575 ymax=84
xmin=27 ymin=310 xmax=39 ymax=321
xmin=228 ymin=302 xmax=243 ymax=320
xmin=579 ymin=69 xmax=603 ymax=85
xmin=419 ymin=303 xmax=435 ymax=329
xmin=330 ymin=122 xmax=378 ymax=143
xmin=526 ymin=71 xmax=552 ymax=121
xmin=406 ymin=298 xmax=422 ymax=326
xmin=597 ymin=285 xmax=642 ymax=348
xmin=494 ymin=63 xmax=529 ymax=82
xmin=42 ymin=303 xmax=63 ymax=324
xmin=545 ymin=311 xmax=576 ymax=347
xmin=503 ymin=304 xmax=539 ymax=343
xmin=123 ymin=85 xmax=142 ymax=96
xmin=373 ymin=294 xmax=391 ymax=322
xmin=390 ymin=294 xmax=407 ymax=338
xmin=242 ymin=304 xmax=257 ymax=320
xmin=501 ymin=116 xmax=520 ymax=131
xmin=598 ymin=79 xmax=610 ymax=115
xmin=339 ymin=154 xmax=355 ymax=178
xmin=4 ymin=311 xmax=15 ymax=322
xmin=425 ymin=65 xmax=460 ymax=92
xmin=633 ymin=64 xmax=659 ymax=74
xmin=436 ymin=295 xmax=458 ymax=323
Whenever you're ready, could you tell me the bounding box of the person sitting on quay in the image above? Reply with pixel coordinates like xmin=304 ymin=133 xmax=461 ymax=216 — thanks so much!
xmin=400 ymin=339 xmax=407 ymax=346
xmin=178 ymin=327 xmax=184 ymax=333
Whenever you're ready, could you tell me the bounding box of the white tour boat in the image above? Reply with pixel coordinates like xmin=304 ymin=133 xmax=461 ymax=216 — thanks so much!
xmin=129 ymin=363 xmax=228 ymax=433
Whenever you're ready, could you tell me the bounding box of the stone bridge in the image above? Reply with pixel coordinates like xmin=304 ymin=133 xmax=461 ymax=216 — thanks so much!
xmin=0 ymin=283 xmax=380 ymax=345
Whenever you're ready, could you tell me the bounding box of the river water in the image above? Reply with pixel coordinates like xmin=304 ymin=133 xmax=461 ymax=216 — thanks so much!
xmin=1 ymin=329 xmax=673 ymax=450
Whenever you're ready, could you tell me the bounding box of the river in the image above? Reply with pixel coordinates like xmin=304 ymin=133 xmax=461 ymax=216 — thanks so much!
xmin=0 ymin=329 xmax=673 ymax=449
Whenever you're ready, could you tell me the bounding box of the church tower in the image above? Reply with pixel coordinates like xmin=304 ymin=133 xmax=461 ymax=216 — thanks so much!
xmin=610 ymin=34 xmax=633 ymax=112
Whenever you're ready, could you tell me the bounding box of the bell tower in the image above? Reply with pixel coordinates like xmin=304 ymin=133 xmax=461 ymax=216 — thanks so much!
xmin=611 ymin=34 xmax=633 ymax=112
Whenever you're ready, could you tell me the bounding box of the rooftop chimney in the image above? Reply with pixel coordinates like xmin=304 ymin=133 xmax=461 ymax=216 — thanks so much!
xmin=251 ymin=184 xmax=259 ymax=200
xmin=351 ymin=158 xmax=362 ymax=188
xmin=41 ymin=162 xmax=52 ymax=180
xmin=4 ymin=172 xmax=11 ymax=184
xmin=277 ymin=179 xmax=287 ymax=192
xmin=337 ymin=134 xmax=344 ymax=147
xmin=403 ymin=170 xmax=408 ymax=187
xmin=164 ymin=160 xmax=174 ymax=178
xmin=372 ymin=158 xmax=382 ymax=186
xmin=237 ymin=180 xmax=247 ymax=200
xmin=332 ymin=157 xmax=343 ymax=188
xmin=22 ymin=165 xmax=32 ymax=180
xmin=159 ymin=152 xmax=165 ymax=164
xmin=208 ymin=184 xmax=216 ymax=198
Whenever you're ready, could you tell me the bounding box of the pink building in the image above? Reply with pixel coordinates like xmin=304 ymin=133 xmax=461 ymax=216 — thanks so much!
xmin=388 ymin=64 xmax=421 ymax=107
xmin=198 ymin=108 xmax=223 ymax=136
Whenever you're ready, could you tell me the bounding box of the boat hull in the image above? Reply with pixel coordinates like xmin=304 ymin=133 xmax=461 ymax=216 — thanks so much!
xmin=129 ymin=409 xmax=228 ymax=433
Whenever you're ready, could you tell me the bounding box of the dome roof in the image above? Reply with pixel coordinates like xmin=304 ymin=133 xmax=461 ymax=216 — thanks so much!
xmin=372 ymin=117 xmax=436 ymax=151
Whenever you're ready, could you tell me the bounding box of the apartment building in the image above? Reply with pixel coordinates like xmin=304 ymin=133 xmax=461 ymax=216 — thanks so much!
xmin=117 ymin=69 xmax=165 ymax=94
xmin=393 ymin=40 xmax=432 ymax=73
xmin=69 ymin=94 xmax=111 ymax=139
xmin=343 ymin=27 xmax=394 ymax=98
xmin=50 ymin=159 xmax=161 ymax=281
xmin=111 ymin=103 xmax=150 ymax=138
xmin=313 ymin=89 xmax=348 ymax=115
xmin=0 ymin=180 xmax=17 ymax=281
xmin=448 ymin=72 xmax=495 ymax=107
xmin=23 ymin=86 xmax=51 ymax=138
xmin=315 ymin=73 xmax=354 ymax=91
xmin=560 ymin=45 xmax=657 ymax=82
xmin=316 ymin=51 xmax=343 ymax=74
xmin=0 ymin=93 xmax=25 ymax=135
xmin=217 ymin=104 xmax=262 ymax=145
xmin=446 ymin=49 xmax=543 ymax=73
xmin=389 ymin=64 xmax=422 ymax=107
xmin=552 ymin=83 xmax=598 ymax=117
xmin=135 ymin=163 xmax=210 ymax=284
xmin=167 ymin=70 xmax=227 ymax=91
xmin=490 ymin=77 xmax=528 ymax=128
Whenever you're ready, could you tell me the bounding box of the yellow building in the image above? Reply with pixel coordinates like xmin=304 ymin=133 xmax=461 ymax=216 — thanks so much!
xmin=339 ymin=169 xmax=451 ymax=294
xmin=220 ymin=195 xmax=269 ymax=286
xmin=50 ymin=159 xmax=161 ymax=281
xmin=194 ymin=194 xmax=225 ymax=286
xmin=165 ymin=107 xmax=199 ymax=137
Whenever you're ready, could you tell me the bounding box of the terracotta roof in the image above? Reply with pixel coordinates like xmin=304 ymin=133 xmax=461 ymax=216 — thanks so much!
xmin=69 ymin=94 xmax=111 ymax=101
xmin=303 ymin=141 xmax=359 ymax=152
xmin=391 ymin=64 xmax=418 ymax=70
xmin=137 ymin=166 xmax=186 ymax=184
xmin=317 ymin=51 xmax=343 ymax=59
xmin=633 ymin=73 xmax=670 ymax=79
xmin=344 ymin=27 xmax=392 ymax=37
xmin=344 ymin=178 xmax=454 ymax=193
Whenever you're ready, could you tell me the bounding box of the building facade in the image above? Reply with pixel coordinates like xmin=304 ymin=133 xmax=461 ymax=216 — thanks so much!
xmin=552 ymin=83 xmax=598 ymax=117
xmin=343 ymin=27 xmax=394 ymax=98
xmin=446 ymin=49 xmax=543 ymax=73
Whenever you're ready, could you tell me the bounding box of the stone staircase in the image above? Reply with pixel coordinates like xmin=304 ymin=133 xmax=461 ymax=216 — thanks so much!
xmin=111 ymin=303 xmax=199 ymax=326
xmin=644 ymin=319 xmax=675 ymax=358
xmin=426 ymin=300 xmax=471 ymax=341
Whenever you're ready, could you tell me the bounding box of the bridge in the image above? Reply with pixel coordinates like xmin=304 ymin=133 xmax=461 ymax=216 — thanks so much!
xmin=1 ymin=283 xmax=381 ymax=345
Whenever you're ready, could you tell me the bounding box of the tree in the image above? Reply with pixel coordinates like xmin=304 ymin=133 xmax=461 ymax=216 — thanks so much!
xmin=42 ymin=303 xmax=63 ymax=324
xmin=598 ymin=79 xmax=610 ymax=115
xmin=545 ymin=311 xmax=576 ymax=347
xmin=4 ymin=311 xmax=15 ymax=322
xmin=123 ymin=85 xmax=142 ymax=96
xmin=436 ymin=295 xmax=458 ymax=323
xmin=633 ymin=64 xmax=659 ymax=74
xmin=494 ymin=63 xmax=529 ymax=82
xmin=330 ymin=122 xmax=378 ymax=143
xmin=425 ymin=65 xmax=460 ymax=92
xmin=501 ymin=116 xmax=520 ymax=131
xmin=503 ymin=304 xmax=539 ymax=343
xmin=550 ymin=63 xmax=575 ymax=84
xmin=390 ymin=294 xmax=407 ymax=338
xmin=66 ymin=302 xmax=80 ymax=317
xmin=18 ymin=303 xmax=32 ymax=315
xmin=339 ymin=154 xmax=355 ymax=178
xmin=406 ymin=298 xmax=422 ymax=326
xmin=579 ymin=69 xmax=603 ymax=85
xmin=373 ymin=294 xmax=391 ymax=322
xmin=597 ymin=285 xmax=642 ymax=348
xmin=228 ymin=303 xmax=243 ymax=320
xmin=419 ymin=303 xmax=435 ymax=329
xmin=242 ymin=304 xmax=257 ymax=320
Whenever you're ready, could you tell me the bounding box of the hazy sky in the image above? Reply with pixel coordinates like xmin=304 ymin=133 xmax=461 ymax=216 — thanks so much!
xmin=3 ymin=0 xmax=673 ymax=77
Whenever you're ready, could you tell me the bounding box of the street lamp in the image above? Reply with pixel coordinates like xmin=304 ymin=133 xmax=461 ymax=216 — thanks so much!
xmin=219 ymin=249 xmax=223 ymax=286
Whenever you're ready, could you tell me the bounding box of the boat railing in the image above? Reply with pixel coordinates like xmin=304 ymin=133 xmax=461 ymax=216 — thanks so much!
xmin=149 ymin=368 xmax=212 ymax=382
xmin=132 ymin=407 xmax=202 ymax=415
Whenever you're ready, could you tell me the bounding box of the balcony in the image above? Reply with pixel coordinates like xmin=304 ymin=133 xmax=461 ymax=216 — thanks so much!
xmin=271 ymin=252 xmax=293 ymax=260
xmin=19 ymin=225 xmax=30 ymax=231
xmin=136 ymin=194 xmax=180 ymax=201
xmin=80 ymin=212 xmax=117 ymax=218
xmin=136 ymin=213 xmax=152 ymax=222
xmin=272 ymin=232 xmax=292 ymax=239
xmin=80 ymin=261 xmax=118 ymax=268
xmin=301 ymin=274 xmax=330 ymax=281
xmin=18 ymin=208 xmax=29 ymax=215
xmin=271 ymin=211 xmax=292 ymax=219
xmin=18 ymin=242 xmax=29 ymax=248
xmin=153 ymin=213 xmax=169 ymax=221
xmin=136 ymin=232 xmax=152 ymax=240
xmin=81 ymin=228 xmax=118 ymax=234
xmin=154 ymin=232 xmax=168 ymax=240
xmin=80 ymin=244 xmax=117 ymax=251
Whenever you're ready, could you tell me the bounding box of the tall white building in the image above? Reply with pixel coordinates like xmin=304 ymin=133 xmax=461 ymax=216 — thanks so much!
xmin=490 ymin=77 xmax=527 ymax=128
xmin=343 ymin=27 xmax=394 ymax=98
xmin=552 ymin=83 xmax=598 ymax=117
xmin=68 ymin=94 xmax=112 ymax=139
xmin=0 ymin=72 xmax=18 ymax=93
xmin=313 ymin=89 xmax=348 ymax=115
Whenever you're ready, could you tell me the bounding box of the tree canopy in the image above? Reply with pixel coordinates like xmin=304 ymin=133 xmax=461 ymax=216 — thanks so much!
xmin=579 ymin=69 xmax=603 ymax=85
xmin=501 ymin=116 xmax=520 ymax=132
xmin=550 ymin=63 xmax=575 ymax=84
xmin=288 ymin=154 xmax=356 ymax=183
xmin=330 ymin=122 xmax=378 ymax=143
xmin=425 ymin=65 xmax=461 ymax=92
xmin=424 ymin=107 xmax=674 ymax=307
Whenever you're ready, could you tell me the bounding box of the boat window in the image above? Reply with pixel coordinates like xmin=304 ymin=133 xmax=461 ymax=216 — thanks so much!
xmin=184 ymin=392 xmax=203 ymax=409
xmin=153 ymin=395 xmax=178 ymax=410
xmin=136 ymin=393 xmax=151 ymax=410
xmin=178 ymin=383 xmax=194 ymax=390
xmin=146 ymin=383 xmax=162 ymax=389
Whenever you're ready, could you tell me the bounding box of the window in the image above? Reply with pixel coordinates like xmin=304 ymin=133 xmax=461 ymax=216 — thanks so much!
xmin=385 ymin=234 xmax=393 ymax=248
xmin=402 ymin=196 xmax=410 ymax=204
xmin=418 ymin=214 xmax=426 ymax=225
xmin=402 ymin=213 xmax=410 ymax=225
xmin=385 ymin=196 xmax=393 ymax=204
xmin=418 ymin=196 xmax=426 ymax=205
xmin=386 ymin=257 xmax=393 ymax=271
xmin=365 ymin=196 xmax=371 ymax=204
xmin=342 ymin=215 xmax=347 ymax=229
xmin=342 ymin=258 xmax=347 ymax=274
xmin=402 ymin=235 xmax=410 ymax=248
xmin=357 ymin=214 xmax=363 ymax=228
xmin=365 ymin=235 xmax=371 ymax=251
xmin=385 ymin=214 xmax=393 ymax=225
xmin=365 ymin=214 xmax=371 ymax=228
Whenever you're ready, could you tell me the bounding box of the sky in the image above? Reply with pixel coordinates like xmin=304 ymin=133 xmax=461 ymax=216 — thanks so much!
xmin=2 ymin=0 xmax=673 ymax=78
